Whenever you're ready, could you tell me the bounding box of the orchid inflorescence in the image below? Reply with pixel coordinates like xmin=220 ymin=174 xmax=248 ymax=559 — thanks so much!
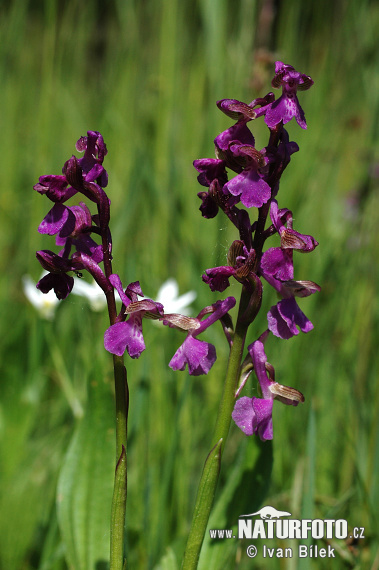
xmin=194 ymin=61 xmax=319 ymax=440
xmin=34 ymin=61 xmax=319 ymax=441
xmin=33 ymin=133 xmax=232 ymax=374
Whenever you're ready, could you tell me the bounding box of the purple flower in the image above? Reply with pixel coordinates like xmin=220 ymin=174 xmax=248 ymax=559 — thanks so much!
xmin=216 ymin=99 xmax=257 ymax=122
xmin=265 ymin=61 xmax=314 ymax=130
xmin=193 ymin=158 xmax=228 ymax=188
xmin=169 ymin=336 xmax=217 ymax=376
xmin=75 ymin=131 xmax=108 ymax=187
xmin=203 ymin=240 xmax=256 ymax=292
xmin=216 ymin=95 xmax=275 ymax=123
xmin=261 ymin=247 xmax=319 ymax=339
xmin=203 ymin=265 xmax=236 ymax=293
xmin=232 ymin=397 xmax=273 ymax=440
xmin=258 ymin=200 xmax=320 ymax=339
xmin=36 ymin=250 xmax=80 ymax=300
xmin=162 ymin=296 xmax=236 ymax=375
xmin=38 ymin=203 xmax=74 ymax=236
xmin=36 ymin=272 xmax=74 ymax=301
xmin=214 ymin=122 xmax=256 ymax=173
xmin=38 ymin=200 xmax=103 ymax=263
xmin=267 ymin=297 xmax=314 ymax=339
xmin=56 ymin=203 xmax=103 ymax=263
xmin=104 ymin=275 xmax=164 ymax=358
xmin=223 ymin=145 xmax=271 ymax=208
xmin=260 ymin=247 xmax=320 ymax=339
xmin=232 ymin=332 xmax=304 ymax=440
xmin=260 ymin=247 xmax=293 ymax=282
xmin=269 ymin=200 xmax=318 ymax=252
xmin=33 ymin=174 xmax=77 ymax=203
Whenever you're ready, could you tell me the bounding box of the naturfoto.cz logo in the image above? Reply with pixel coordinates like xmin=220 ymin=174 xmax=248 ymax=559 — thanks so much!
xmin=238 ymin=507 xmax=348 ymax=540
xmin=209 ymin=505 xmax=365 ymax=560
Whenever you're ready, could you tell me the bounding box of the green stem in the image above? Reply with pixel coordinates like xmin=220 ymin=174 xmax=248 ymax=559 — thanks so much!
xmin=181 ymin=287 xmax=251 ymax=569
xmin=98 ymin=199 xmax=129 ymax=569
xmin=110 ymin=354 xmax=129 ymax=570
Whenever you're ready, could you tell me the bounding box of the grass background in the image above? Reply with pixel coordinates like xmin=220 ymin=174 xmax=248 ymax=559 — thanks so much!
xmin=0 ymin=0 xmax=378 ymax=568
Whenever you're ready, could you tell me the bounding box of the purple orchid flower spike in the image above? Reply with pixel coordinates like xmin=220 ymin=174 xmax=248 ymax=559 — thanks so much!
xmin=232 ymin=331 xmax=304 ymax=440
xmin=104 ymin=274 xmax=164 ymax=358
xmin=162 ymin=296 xmax=236 ymax=375
xmin=265 ymin=61 xmax=314 ymax=129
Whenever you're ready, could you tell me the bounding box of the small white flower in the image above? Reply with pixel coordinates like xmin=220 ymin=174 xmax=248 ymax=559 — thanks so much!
xmin=22 ymin=273 xmax=60 ymax=320
xmin=72 ymin=278 xmax=108 ymax=311
xmin=155 ymin=278 xmax=196 ymax=315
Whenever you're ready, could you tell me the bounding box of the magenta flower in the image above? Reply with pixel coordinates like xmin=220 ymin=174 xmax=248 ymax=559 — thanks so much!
xmin=269 ymin=199 xmax=318 ymax=252
xmin=258 ymin=199 xmax=320 ymax=339
xmin=232 ymin=332 xmax=304 ymax=440
xmin=232 ymin=397 xmax=273 ymax=441
xmin=193 ymin=158 xmax=228 ymax=188
xmin=265 ymin=62 xmax=314 ymax=129
xmin=169 ymin=336 xmax=217 ymax=376
xmin=162 ymin=296 xmax=236 ymax=375
xmin=267 ymin=297 xmax=314 ymax=339
xmin=74 ymin=130 xmax=108 ymax=187
xmin=223 ymin=144 xmax=271 ymax=208
xmin=213 ymin=120 xmax=271 ymax=208
xmin=35 ymin=132 xmax=109 ymax=237
xmin=56 ymin=203 xmax=103 ymax=263
xmin=216 ymin=94 xmax=275 ymax=123
xmin=104 ymin=274 xmax=164 ymax=358
xmin=193 ymin=159 xmax=232 ymax=218
xmin=34 ymin=131 xmax=113 ymax=306
xmin=261 ymin=246 xmax=320 ymax=339
xmin=214 ymin=122 xmax=256 ymax=171
xmin=33 ymin=174 xmax=77 ymax=203
xmin=203 ymin=240 xmax=256 ymax=292
xmin=36 ymin=250 xmax=80 ymax=300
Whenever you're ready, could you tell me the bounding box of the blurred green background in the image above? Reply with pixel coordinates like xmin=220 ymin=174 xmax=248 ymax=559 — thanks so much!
xmin=0 ymin=0 xmax=378 ymax=568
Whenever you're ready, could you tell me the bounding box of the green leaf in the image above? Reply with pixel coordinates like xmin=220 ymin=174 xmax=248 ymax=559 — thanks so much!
xmin=198 ymin=437 xmax=273 ymax=569
xmin=57 ymin=378 xmax=116 ymax=570
xmin=181 ymin=439 xmax=222 ymax=569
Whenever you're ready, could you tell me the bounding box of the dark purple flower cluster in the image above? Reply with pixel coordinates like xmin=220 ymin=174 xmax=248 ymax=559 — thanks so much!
xmin=34 ymin=132 xmax=233 ymax=370
xmin=34 ymin=62 xmax=319 ymax=433
xmin=195 ymin=62 xmax=319 ymax=440
xmin=34 ymin=131 xmax=111 ymax=300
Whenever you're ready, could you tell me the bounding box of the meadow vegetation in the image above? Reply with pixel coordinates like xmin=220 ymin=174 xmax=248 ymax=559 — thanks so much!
xmin=0 ymin=0 xmax=378 ymax=568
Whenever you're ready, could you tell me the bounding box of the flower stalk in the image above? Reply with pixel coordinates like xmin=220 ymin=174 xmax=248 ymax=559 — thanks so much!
xmin=181 ymin=61 xmax=319 ymax=567
xmin=33 ymin=132 xmax=131 ymax=568
xmin=110 ymin=355 xmax=128 ymax=570
xmin=181 ymin=286 xmax=253 ymax=569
